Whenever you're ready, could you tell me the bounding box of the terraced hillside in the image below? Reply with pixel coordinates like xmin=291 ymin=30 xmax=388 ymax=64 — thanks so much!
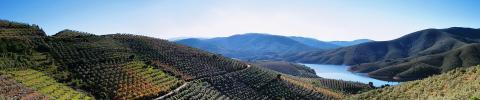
xmin=0 ymin=20 xmax=371 ymax=99
xmin=1 ymin=69 xmax=93 ymax=100
xmin=350 ymin=65 xmax=480 ymax=100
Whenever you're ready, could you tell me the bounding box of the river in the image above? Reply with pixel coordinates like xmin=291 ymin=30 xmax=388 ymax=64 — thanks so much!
xmin=302 ymin=64 xmax=399 ymax=87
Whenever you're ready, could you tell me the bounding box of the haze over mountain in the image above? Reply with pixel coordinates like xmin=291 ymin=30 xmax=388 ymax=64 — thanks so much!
xmin=283 ymin=27 xmax=480 ymax=81
xmin=176 ymin=33 xmax=320 ymax=59
xmin=288 ymin=36 xmax=341 ymax=49
xmin=175 ymin=33 xmax=372 ymax=59
xmin=329 ymin=39 xmax=374 ymax=47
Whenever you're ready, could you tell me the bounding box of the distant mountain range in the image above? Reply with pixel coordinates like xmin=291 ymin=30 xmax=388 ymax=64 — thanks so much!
xmin=283 ymin=27 xmax=480 ymax=81
xmin=288 ymin=36 xmax=341 ymax=49
xmin=175 ymin=33 xmax=372 ymax=59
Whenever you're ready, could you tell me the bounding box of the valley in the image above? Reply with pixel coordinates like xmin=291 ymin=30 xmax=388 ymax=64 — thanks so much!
xmin=2 ymin=0 xmax=479 ymax=99
xmin=173 ymin=26 xmax=480 ymax=99
xmin=1 ymin=18 xmax=479 ymax=100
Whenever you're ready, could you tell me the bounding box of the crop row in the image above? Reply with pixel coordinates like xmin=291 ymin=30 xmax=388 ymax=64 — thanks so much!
xmin=307 ymin=78 xmax=372 ymax=94
xmin=74 ymin=60 xmax=183 ymax=99
xmin=47 ymin=39 xmax=133 ymax=66
xmin=260 ymin=78 xmax=334 ymax=99
xmin=110 ymin=34 xmax=247 ymax=79
xmin=3 ymin=69 xmax=92 ymax=100
xmin=0 ymin=28 xmax=45 ymax=37
xmin=179 ymin=66 xmax=338 ymax=99
xmin=166 ymin=80 xmax=230 ymax=100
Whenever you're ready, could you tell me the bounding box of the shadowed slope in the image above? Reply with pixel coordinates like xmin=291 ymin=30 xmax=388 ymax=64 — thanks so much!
xmin=285 ymin=27 xmax=480 ymax=81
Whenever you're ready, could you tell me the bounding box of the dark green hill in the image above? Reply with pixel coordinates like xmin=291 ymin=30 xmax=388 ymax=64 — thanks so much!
xmin=53 ymin=29 xmax=95 ymax=38
xmin=0 ymin=20 xmax=371 ymax=99
xmin=251 ymin=61 xmax=319 ymax=78
xmin=285 ymin=27 xmax=480 ymax=81
xmin=0 ymin=19 xmax=45 ymax=37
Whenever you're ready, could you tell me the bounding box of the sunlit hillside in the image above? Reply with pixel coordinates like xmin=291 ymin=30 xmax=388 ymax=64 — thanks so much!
xmin=350 ymin=65 xmax=480 ymax=100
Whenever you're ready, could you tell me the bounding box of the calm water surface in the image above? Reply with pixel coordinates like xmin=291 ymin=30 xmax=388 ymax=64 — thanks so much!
xmin=302 ymin=64 xmax=399 ymax=87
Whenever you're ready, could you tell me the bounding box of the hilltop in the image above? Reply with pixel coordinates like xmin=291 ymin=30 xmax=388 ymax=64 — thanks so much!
xmin=0 ymin=20 xmax=371 ymax=99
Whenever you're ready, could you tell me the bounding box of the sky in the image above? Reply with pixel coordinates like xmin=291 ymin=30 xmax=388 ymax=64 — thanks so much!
xmin=1 ymin=0 xmax=479 ymax=41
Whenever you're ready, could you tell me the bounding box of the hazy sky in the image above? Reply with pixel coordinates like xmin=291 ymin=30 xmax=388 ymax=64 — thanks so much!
xmin=1 ymin=0 xmax=479 ymax=41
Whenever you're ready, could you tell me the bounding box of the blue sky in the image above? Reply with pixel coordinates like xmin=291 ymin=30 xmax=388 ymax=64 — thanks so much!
xmin=1 ymin=0 xmax=479 ymax=41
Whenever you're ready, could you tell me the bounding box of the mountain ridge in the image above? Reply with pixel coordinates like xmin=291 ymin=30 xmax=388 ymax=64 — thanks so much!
xmin=175 ymin=33 xmax=373 ymax=59
xmin=328 ymin=39 xmax=374 ymax=47
xmin=176 ymin=33 xmax=321 ymax=59
xmin=282 ymin=27 xmax=480 ymax=81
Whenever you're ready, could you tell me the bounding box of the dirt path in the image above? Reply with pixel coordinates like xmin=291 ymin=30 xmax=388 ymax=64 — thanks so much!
xmin=154 ymin=64 xmax=251 ymax=99
xmin=154 ymin=82 xmax=190 ymax=100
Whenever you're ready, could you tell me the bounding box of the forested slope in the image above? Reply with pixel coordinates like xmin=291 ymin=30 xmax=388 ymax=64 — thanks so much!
xmin=285 ymin=27 xmax=480 ymax=81
xmin=0 ymin=20 xmax=371 ymax=99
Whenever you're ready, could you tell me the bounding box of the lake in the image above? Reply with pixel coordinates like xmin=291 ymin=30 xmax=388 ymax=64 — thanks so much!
xmin=302 ymin=64 xmax=399 ymax=87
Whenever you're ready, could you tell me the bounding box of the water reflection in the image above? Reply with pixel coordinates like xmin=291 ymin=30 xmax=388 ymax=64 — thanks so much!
xmin=302 ymin=64 xmax=399 ymax=87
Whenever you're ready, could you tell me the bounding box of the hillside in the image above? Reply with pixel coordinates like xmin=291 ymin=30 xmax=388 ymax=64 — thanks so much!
xmin=175 ymin=33 xmax=320 ymax=59
xmin=251 ymin=61 xmax=318 ymax=78
xmin=0 ymin=20 xmax=371 ymax=99
xmin=285 ymin=27 xmax=480 ymax=81
xmin=350 ymin=65 xmax=480 ymax=100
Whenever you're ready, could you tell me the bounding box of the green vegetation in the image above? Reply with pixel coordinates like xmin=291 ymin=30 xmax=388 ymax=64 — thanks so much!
xmin=0 ymin=75 xmax=48 ymax=100
xmin=166 ymin=80 xmax=230 ymax=100
xmin=285 ymin=27 xmax=480 ymax=81
xmin=251 ymin=61 xmax=318 ymax=78
xmin=350 ymin=65 xmax=480 ymax=99
xmin=0 ymin=20 xmax=373 ymax=99
xmin=305 ymin=78 xmax=373 ymax=94
xmin=0 ymin=19 xmax=45 ymax=37
xmin=2 ymin=69 xmax=92 ymax=100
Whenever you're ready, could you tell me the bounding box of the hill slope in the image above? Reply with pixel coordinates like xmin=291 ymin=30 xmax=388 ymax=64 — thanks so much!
xmin=251 ymin=61 xmax=319 ymax=78
xmin=350 ymin=65 xmax=480 ymax=100
xmin=0 ymin=20 xmax=371 ymax=99
xmin=285 ymin=27 xmax=480 ymax=81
